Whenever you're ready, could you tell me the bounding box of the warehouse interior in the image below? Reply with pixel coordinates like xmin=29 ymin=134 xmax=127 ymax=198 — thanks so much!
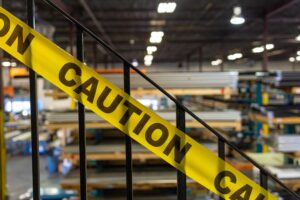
xmin=1 ymin=0 xmax=300 ymax=200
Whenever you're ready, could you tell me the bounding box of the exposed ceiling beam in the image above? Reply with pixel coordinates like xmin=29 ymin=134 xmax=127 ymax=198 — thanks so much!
xmin=267 ymin=0 xmax=300 ymax=18
xmin=184 ymin=0 xmax=300 ymax=60
xmin=78 ymin=0 xmax=113 ymax=47
xmin=51 ymin=0 xmax=72 ymax=14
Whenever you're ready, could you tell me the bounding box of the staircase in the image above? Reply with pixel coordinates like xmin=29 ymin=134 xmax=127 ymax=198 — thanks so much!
xmin=1 ymin=0 xmax=300 ymax=199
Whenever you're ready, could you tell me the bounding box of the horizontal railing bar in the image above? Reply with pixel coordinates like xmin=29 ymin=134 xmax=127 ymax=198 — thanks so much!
xmin=38 ymin=0 xmax=300 ymax=198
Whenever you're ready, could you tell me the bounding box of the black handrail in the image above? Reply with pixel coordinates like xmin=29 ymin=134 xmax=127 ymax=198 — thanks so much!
xmin=39 ymin=0 xmax=300 ymax=199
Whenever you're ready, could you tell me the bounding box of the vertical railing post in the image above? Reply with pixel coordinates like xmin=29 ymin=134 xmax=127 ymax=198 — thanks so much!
xmin=76 ymin=26 xmax=87 ymax=200
xmin=27 ymin=0 xmax=40 ymax=199
xmin=218 ymin=138 xmax=225 ymax=200
xmin=176 ymin=99 xmax=186 ymax=200
xmin=260 ymin=171 xmax=268 ymax=190
xmin=124 ymin=62 xmax=133 ymax=200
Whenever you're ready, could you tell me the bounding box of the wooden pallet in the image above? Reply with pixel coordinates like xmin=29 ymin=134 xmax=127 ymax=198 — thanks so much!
xmin=61 ymin=143 xmax=219 ymax=164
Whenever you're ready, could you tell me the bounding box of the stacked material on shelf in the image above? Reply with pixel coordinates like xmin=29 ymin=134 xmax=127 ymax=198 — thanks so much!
xmin=45 ymin=72 xmax=238 ymax=90
xmin=238 ymin=71 xmax=274 ymax=81
xmin=275 ymin=134 xmax=300 ymax=152
xmin=251 ymin=104 xmax=300 ymax=127
xmin=266 ymin=166 xmax=300 ymax=179
xmin=251 ymin=104 xmax=300 ymax=118
xmin=82 ymin=72 xmax=239 ymax=90
xmin=45 ymin=110 xmax=241 ymax=123
xmin=263 ymin=71 xmax=300 ymax=87
xmin=62 ymin=142 xmax=218 ymax=162
xmin=61 ymin=169 xmax=200 ymax=191
xmin=6 ymin=131 xmax=49 ymax=155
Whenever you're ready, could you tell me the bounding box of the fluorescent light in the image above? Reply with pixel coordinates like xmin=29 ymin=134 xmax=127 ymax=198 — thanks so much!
xmin=252 ymin=46 xmax=264 ymax=53
xmin=11 ymin=62 xmax=17 ymax=67
xmin=150 ymin=31 xmax=164 ymax=44
xmin=144 ymin=55 xmax=153 ymax=62
xmin=151 ymin=31 xmax=165 ymax=38
xmin=227 ymin=53 xmax=243 ymax=61
xmin=297 ymin=56 xmax=300 ymax=61
xmin=131 ymin=59 xmax=138 ymax=67
xmin=289 ymin=57 xmax=295 ymax=62
xmin=1 ymin=61 xmax=11 ymax=67
xmin=211 ymin=59 xmax=223 ymax=66
xmin=151 ymin=31 xmax=164 ymax=38
xmin=296 ymin=35 xmax=300 ymax=41
xmin=147 ymin=46 xmax=157 ymax=54
xmin=150 ymin=37 xmax=162 ymax=43
xmin=144 ymin=60 xmax=152 ymax=66
xmin=266 ymin=43 xmax=274 ymax=50
xmin=297 ymin=51 xmax=300 ymax=56
xmin=230 ymin=6 xmax=245 ymax=25
xmin=234 ymin=53 xmax=243 ymax=59
xmin=157 ymin=2 xmax=177 ymax=13
xmin=230 ymin=16 xmax=245 ymax=25
xmin=252 ymin=44 xmax=274 ymax=53
xmin=227 ymin=55 xmax=236 ymax=61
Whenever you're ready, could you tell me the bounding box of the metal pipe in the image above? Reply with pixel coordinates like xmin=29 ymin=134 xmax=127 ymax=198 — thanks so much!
xmin=76 ymin=27 xmax=87 ymax=200
xmin=27 ymin=0 xmax=41 ymax=199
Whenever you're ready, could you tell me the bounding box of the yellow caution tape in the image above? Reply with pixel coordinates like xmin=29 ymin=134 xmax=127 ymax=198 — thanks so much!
xmin=0 ymin=7 xmax=277 ymax=200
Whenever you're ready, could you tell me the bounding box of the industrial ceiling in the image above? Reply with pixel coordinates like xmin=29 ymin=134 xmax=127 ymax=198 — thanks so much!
xmin=3 ymin=0 xmax=300 ymax=66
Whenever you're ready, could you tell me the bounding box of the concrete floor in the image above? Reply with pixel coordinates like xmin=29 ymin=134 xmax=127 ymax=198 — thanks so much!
xmin=6 ymin=155 xmax=61 ymax=200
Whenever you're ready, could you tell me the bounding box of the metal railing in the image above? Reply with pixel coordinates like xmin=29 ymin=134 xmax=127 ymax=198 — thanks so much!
xmin=23 ymin=0 xmax=300 ymax=199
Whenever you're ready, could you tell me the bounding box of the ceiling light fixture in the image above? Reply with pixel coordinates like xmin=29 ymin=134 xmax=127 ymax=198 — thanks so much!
xmin=289 ymin=57 xmax=295 ymax=62
xmin=230 ymin=6 xmax=245 ymax=25
xmin=11 ymin=62 xmax=17 ymax=67
xmin=144 ymin=55 xmax=153 ymax=66
xmin=252 ymin=47 xmax=264 ymax=53
xmin=147 ymin=46 xmax=158 ymax=54
xmin=1 ymin=61 xmax=11 ymax=67
xmin=296 ymin=35 xmax=300 ymax=41
xmin=144 ymin=61 xmax=152 ymax=66
xmin=266 ymin=43 xmax=274 ymax=50
xmin=157 ymin=2 xmax=177 ymax=13
xmin=252 ymin=43 xmax=275 ymax=53
xmin=132 ymin=59 xmax=138 ymax=67
xmin=297 ymin=56 xmax=300 ymax=61
xmin=150 ymin=31 xmax=164 ymax=44
xmin=297 ymin=51 xmax=300 ymax=56
xmin=227 ymin=53 xmax=243 ymax=61
xmin=144 ymin=55 xmax=153 ymax=61
xmin=211 ymin=59 xmax=223 ymax=66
